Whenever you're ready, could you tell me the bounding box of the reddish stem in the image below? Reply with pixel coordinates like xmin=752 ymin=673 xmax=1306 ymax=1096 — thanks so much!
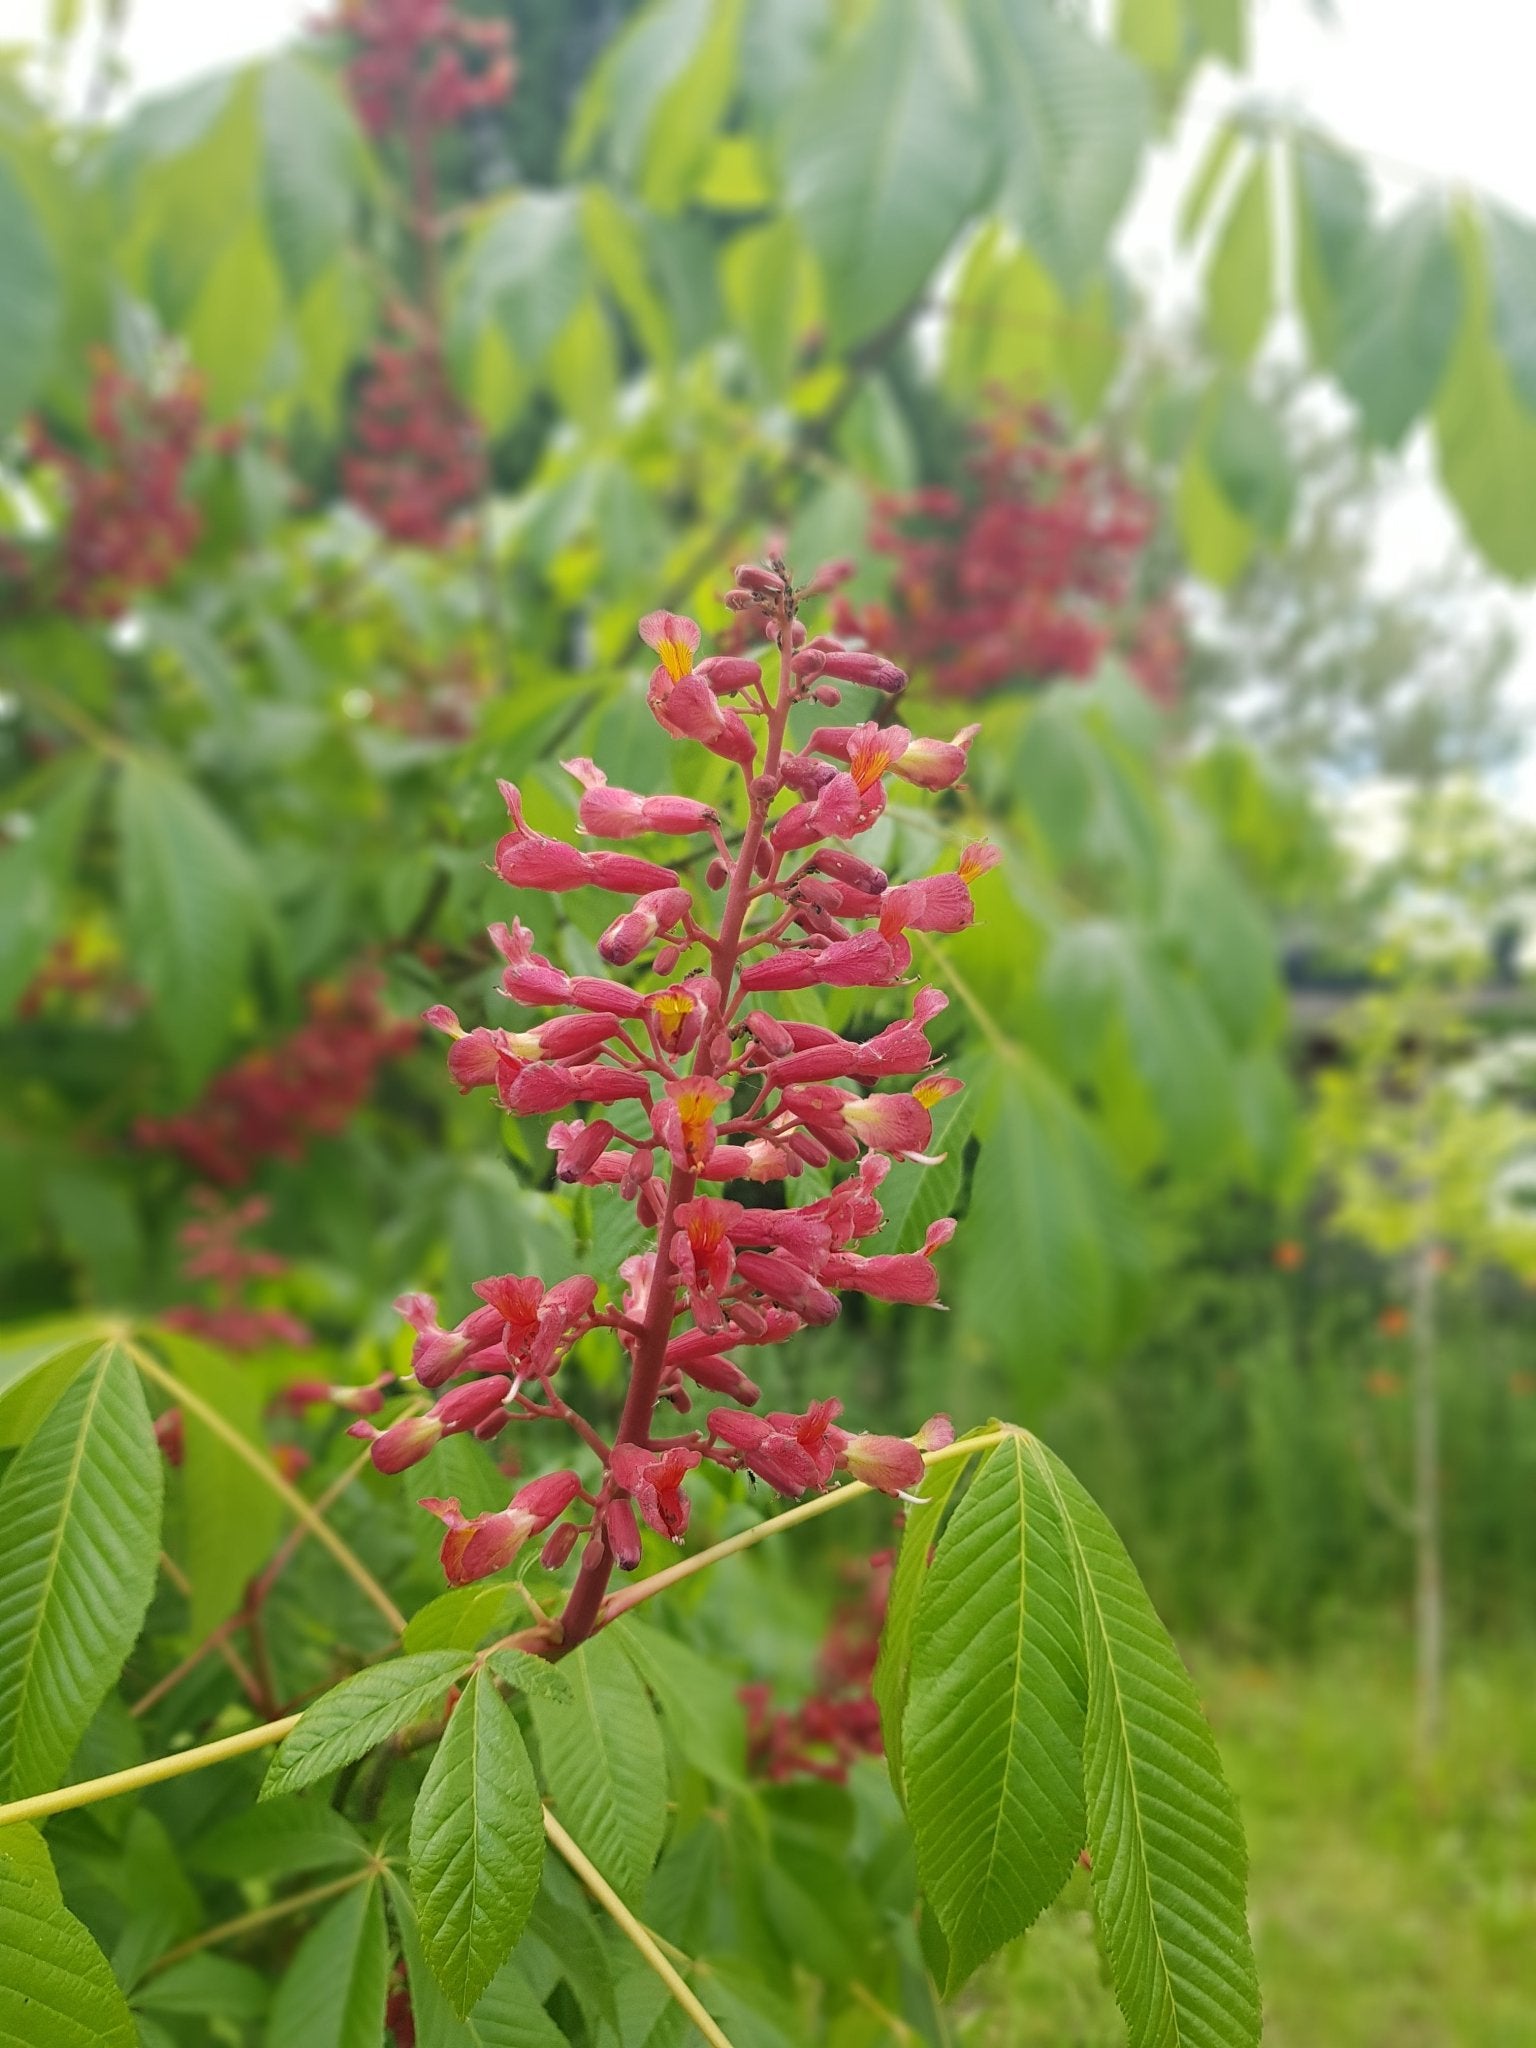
xmin=552 ymin=592 xmax=800 ymax=1652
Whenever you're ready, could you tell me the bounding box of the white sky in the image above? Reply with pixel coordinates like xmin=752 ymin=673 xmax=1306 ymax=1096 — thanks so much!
xmin=4 ymin=0 xmax=1532 ymax=799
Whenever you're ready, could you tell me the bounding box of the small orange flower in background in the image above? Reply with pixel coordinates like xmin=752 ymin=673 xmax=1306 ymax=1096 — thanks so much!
xmin=1377 ymin=1306 xmax=1410 ymax=1339
xmin=1365 ymin=1368 xmax=1404 ymax=1398
xmin=1509 ymin=1370 xmax=1536 ymax=1399
xmin=1273 ymin=1239 xmax=1305 ymax=1272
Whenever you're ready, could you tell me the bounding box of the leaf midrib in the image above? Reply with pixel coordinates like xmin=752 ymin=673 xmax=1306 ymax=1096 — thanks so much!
xmin=0 ymin=1343 xmax=110 ymax=1793
xmin=1027 ymin=1435 xmax=1182 ymax=2046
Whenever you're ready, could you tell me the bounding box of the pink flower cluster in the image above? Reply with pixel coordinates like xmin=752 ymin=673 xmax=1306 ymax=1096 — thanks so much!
xmin=350 ymin=560 xmax=986 ymax=1642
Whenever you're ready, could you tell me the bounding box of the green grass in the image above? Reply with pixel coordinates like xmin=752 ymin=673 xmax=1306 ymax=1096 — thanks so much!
xmin=959 ymin=1634 xmax=1536 ymax=2046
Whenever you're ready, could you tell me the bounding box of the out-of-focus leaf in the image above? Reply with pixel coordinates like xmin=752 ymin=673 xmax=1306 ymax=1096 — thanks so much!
xmin=0 ymin=755 xmax=99 ymax=1018
xmin=259 ymin=54 xmax=366 ymax=296
xmin=264 ymin=1878 xmax=389 ymax=2048
xmin=1205 ymin=151 xmax=1272 ymax=366
xmin=410 ymin=1666 xmax=545 ymax=2016
xmin=963 ymin=1060 xmax=1146 ymax=1373
xmin=1334 ymin=196 xmax=1462 ymax=447
xmin=905 ymin=1437 xmax=1086 ymax=1991
xmin=1485 ymin=203 xmax=1536 ymax=414
xmin=452 ymin=191 xmax=588 ymax=376
xmin=943 ymin=224 xmax=1060 ymax=407
xmin=116 ymin=753 xmax=268 ymax=1089
xmin=976 ymin=0 xmax=1150 ymax=298
xmin=638 ymin=0 xmax=743 ymax=214
xmin=1114 ymin=0 xmax=1182 ymax=75
xmin=0 ymin=1341 xmax=162 ymax=1799
xmin=1176 ymin=441 xmax=1256 ymax=586
xmin=1291 ymin=131 xmax=1372 ymax=366
xmin=581 ymin=186 xmax=673 ymax=368
xmin=616 ymin=1619 xmax=747 ymax=1790
xmin=719 ymin=215 xmax=816 ymax=395
xmin=527 ymin=1627 xmax=666 ymax=1907
xmin=1434 ymin=212 xmax=1536 ymax=582
xmin=1205 ymin=378 xmax=1293 ymax=538
xmin=0 ymin=151 xmax=61 ymax=431
xmin=153 ymin=1330 xmax=284 ymax=1639
xmin=192 ymin=1798 xmax=371 ymax=1883
xmin=784 ymin=0 xmax=987 ymax=348
xmin=0 ymin=1865 xmax=135 ymax=2046
xmin=133 ymin=1952 xmax=270 ymax=2022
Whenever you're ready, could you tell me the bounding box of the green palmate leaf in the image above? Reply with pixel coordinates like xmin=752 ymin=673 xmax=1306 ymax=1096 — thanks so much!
xmin=485 ymin=1647 xmax=573 ymax=1706
xmin=411 ymin=1666 xmax=545 ymax=2016
xmin=0 ymin=1341 xmax=162 ymax=1800
xmin=0 ymin=152 xmax=61 ymax=432
xmin=975 ymin=0 xmax=1151 ymax=298
xmin=133 ymin=1952 xmax=270 ymax=2023
xmin=259 ymin=54 xmax=365 ymax=296
xmin=116 ymin=754 xmax=267 ymax=1088
xmin=0 ymin=1325 xmax=97 ymax=1449
xmin=404 ymin=1585 xmax=520 ymax=1657
xmin=615 ymin=1619 xmax=747 ymax=1790
xmin=0 ymin=1865 xmax=136 ymax=2047
xmin=873 ymin=1443 xmax=976 ymax=1795
xmin=1115 ymin=0 xmax=1182 ymax=75
xmin=0 ymin=1820 xmax=60 ymax=1900
xmin=527 ymin=1627 xmax=667 ymax=1907
xmin=783 ymin=0 xmax=987 ymax=348
xmin=720 ymin=216 xmax=815 ymax=395
xmin=158 ymin=1331 xmax=284 ymax=1640
xmin=191 ymin=1798 xmax=372 ymax=1883
xmin=904 ymin=1436 xmax=1087 ymax=1992
xmin=1204 ymin=152 xmax=1272 ymax=366
xmin=1333 ymin=196 xmax=1462 ymax=448
xmin=261 ymin=1653 xmax=471 ymax=1800
xmin=637 ymin=0 xmax=743 ymax=213
xmin=943 ymin=225 xmax=1061 ymax=409
xmin=264 ymin=1879 xmax=389 ymax=2048
xmin=964 ymin=1060 xmax=1146 ymax=1375
xmin=389 ymin=1871 xmax=566 ymax=2048
xmin=582 ymin=185 xmax=673 ymax=369
xmin=1027 ymin=1441 xmax=1262 ymax=2048
xmin=1434 ymin=211 xmax=1536 ymax=581
xmin=183 ymin=213 xmax=285 ymax=416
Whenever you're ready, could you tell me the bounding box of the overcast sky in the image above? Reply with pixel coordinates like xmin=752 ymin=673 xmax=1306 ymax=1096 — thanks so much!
xmin=7 ymin=0 xmax=1532 ymax=798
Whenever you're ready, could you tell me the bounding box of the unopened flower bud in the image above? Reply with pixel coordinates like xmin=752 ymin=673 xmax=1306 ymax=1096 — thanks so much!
xmin=733 ymin=563 xmax=785 ymax=594
xmin=540 ymin=1521 xmax=579 ymax=1570
xmin=706 ymin=856 xmax=730 ymax=890
xmin=811 ymin=684 xmax=842 ymax=707
xmin=606 ymin=1497 xmax=643 ymax=1570
xmin=432 ymin=1375 xmax=513 ymax=1434
xmin=369 ymin=1413 xmax=443 ymax=1474
xmin=842 ymin=1433 xmax=926 ymax=1495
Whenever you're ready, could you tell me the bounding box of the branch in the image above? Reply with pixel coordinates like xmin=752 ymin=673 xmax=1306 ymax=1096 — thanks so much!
xmin=127 ymin=1338 xmax=406 ymax=1635
xmin=541 ymin=1807 xmax=734 ymax=2048
xmin=140 ymin=1867 xmax=379 ymax=1976
xmin=0 ymin=1714 xmax=300 ymax=1827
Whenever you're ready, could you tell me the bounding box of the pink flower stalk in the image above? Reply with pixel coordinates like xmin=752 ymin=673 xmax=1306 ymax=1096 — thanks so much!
xmin=352 ymin=557 xmax=984 ymax=1644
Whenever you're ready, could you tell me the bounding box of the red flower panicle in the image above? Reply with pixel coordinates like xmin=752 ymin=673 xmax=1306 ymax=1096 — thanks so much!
xmin=342 ymin=315 xmax=486 ymax=547
xmin=21 ymin=354 xmax=207 ymax=621
xmin=838 ymin=407 xmax=1182 ymax=705
xmin=323 ymin=0 xmax=516 ymax=141
xmin=360 ymin=558 xmax=982 ymax=1642
xmin=135 ymin=973 xmax=417 ymax=1187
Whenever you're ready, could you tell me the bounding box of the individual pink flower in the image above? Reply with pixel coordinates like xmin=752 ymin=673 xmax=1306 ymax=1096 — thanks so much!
xmin=611 ymin=1441 xmax=701 ymax=1542
xmin=598 ymin=885 xmax=692 ymax=967
xmin=562 ymin=757 xmax=719 ymax=839
xmin=393 ymin=1292 xmax=473 ymax=1388
xmin=707 ymin=1408 xmax=821 ymax=1496
xmin=822 ymin=1218 xmax=958 ymax=1305
xmin=764 ymin=1398 xmax=848 ymax=1486
xmin=640 ymin=611 xmax=757 ymax=766
xmin=656 ymin=1075 xmax=733 ymax=1172
xmin=672 ymin=1197 xmax=741 ymax=1331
